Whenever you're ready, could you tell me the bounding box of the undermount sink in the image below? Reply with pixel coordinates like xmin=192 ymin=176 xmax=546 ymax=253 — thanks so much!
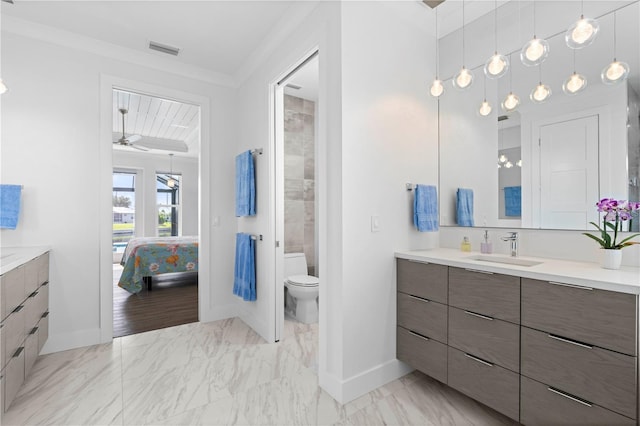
xmin=468 ymin=255 xmax=543 ymax=267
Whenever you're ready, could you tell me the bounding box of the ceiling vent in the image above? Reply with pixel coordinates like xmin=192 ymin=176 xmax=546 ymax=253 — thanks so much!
xmin=148 ymin=41 xmax=180 ymax=56
xmin=422 ymin=0 xmax=445 ymax=8
xmin=498 ymin=115 xmax=509 ymax=122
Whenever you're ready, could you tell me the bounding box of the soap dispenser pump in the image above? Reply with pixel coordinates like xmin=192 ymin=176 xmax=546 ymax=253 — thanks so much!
xmin=461 ymin=236 xmax=471 ymax=252
xmin=481 ymin=230 xmax=493 ymax=254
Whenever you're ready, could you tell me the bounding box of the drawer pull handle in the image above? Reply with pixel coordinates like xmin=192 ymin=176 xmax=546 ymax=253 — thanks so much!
xmin=13 ymin=305 xmax=24 ymax=313
xmin=464 ymin=310 xmax=494 ymax=321
xmin=548 ymin=334 xmax=593 ymax=349
xmin=464 ymin=268 xmax=494 ymax=275
xmin=41 ymin=312 xmax=49 ymax=318
xmin=464 ymin=353 xmax=494 ymax=367
xmin=548 ymin=281 xmax=593 ymax=291
xmin=547 ymin=387 xmax=592 ymax=407
xmin=30 ymin=327 xmax=39 ymax=335
xmin=407 ymin=259 xmax=429 ymax=265
xmin=408 ymin=294 xmax=430 ymax=303
xmin=13 ymin=347 xmax=24 ymax=358
xmin=29 ymin=291 xmax=39 ymax=298
xmin=409 ymin=331 xmax=430 ymax=342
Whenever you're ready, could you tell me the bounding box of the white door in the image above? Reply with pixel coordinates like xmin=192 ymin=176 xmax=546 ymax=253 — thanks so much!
xmin=539 ymin=115 xmax=599 ymax=229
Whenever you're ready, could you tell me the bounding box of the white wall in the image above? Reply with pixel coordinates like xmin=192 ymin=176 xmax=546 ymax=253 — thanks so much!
xmin=1 ymin=29 xmax=238 ymax=352
xmin=113 ymin=151 xmax=199 ymax=237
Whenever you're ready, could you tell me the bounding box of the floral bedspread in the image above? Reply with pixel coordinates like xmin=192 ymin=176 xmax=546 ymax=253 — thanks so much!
xmin=118 ymin=236 xmax=199 ymax=294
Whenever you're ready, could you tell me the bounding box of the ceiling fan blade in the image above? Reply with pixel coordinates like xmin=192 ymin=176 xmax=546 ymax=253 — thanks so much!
xmin=127 ymin=134 xmax=142 ymax=143
xmin=131 ymin=144 xmax=149 ymax=152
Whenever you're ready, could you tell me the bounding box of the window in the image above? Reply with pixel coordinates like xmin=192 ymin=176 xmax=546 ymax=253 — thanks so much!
xmin=112 ymin=171 xmax=136 ymax=259
xmin=157 ymin=173 xmax=181 ymax=236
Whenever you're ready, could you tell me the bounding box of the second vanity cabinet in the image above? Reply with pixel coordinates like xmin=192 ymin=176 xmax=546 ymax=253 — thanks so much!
xmin=396 ymin=257 xmax=639 ymax=425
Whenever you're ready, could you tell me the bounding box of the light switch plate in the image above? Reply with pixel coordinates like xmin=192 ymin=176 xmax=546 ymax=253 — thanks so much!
xmin=371 ymin=215 xmax=380 ymax=232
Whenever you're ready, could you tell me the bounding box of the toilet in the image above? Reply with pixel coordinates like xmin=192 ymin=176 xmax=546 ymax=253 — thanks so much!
xmin=284 ymin=253 xmax=319 ymax=324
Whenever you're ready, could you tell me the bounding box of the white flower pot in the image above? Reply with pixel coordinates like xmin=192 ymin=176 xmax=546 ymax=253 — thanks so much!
xmin=601 ymin=249 xmax=622 ymax=270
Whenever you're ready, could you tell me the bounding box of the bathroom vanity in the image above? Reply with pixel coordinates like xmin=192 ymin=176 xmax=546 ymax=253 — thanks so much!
xmin=0 ymin=247 xmax=50 ymax=413
xmin=395 ymin=249 xmax=640 ymax=425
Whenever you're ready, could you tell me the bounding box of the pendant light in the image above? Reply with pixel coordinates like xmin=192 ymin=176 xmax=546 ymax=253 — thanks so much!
xmin=167 ymin=153 xmax=175 ymax=188
xmin=478 ymin=75 xmax=492 ymax=117
xmin=563 ymin=49 xmax=587 ymax=95
xmin=430 ymin=7 xmax=444 ymax=97
xmin=453 ymin=0 xmax=474 ymax=90
xmin=520 ymin=0 xmax=549 ymax=67
xmin=565 ymin=0 xmax=599 ymax=49
xmin=502 ymin=53 xmax=520 ymax=112
xmin=530 ymin=64 xmax=551 ymax=103
xmin=601 ymin=11 xmax=629 ymax=85
xmin=0 ymin=79 xmax=7 ymax=94
xmin=484 ymin=0 xmax=509 ymax=79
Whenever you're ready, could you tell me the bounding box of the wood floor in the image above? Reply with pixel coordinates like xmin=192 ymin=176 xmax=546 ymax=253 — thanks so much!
xmin=113 ymin=265 xmax=198 ymax=338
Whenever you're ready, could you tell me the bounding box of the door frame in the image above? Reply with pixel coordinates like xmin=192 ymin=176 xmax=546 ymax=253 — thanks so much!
xmin=98 ymin=75 xmax=211 ymax=342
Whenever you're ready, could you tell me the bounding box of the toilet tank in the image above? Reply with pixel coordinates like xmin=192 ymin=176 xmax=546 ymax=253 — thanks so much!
xmin=284 ymin=253 xmax=308 ymax=277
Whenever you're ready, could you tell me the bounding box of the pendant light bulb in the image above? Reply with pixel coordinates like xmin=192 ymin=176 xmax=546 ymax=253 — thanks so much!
xmin=601 ymin=60 xmax=629 ymax=85
xmin=478 ymin=100 xmax=492 ymax=117
xmin=562 ymin=72 xmax=587 ymax=95
xmin=0 ymin=79 xmax=7 ymax=95
xmin=502 ymin=92 xmax=520 ymax=112
xmin=530 ymin=83 xmax=551 ymax=103
xmin=520 ymin=36 xmax=549 ymax=66
xmin=499 ymin=154 xmax=508 ymax=163
xmin=453 ymin=67 xmax=474 ymax=90
xmin=566 ymin=16 xmax=599 ymax=49
xmin=484 ymin=53 xmax=509 ymax=79
xmin=167 ymin=153 xmax=176 ymax=188
xmin=430 ymin=78 xmax=444 ymax=97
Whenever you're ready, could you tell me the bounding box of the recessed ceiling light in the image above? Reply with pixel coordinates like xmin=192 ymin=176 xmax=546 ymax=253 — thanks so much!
xmin=149 ymin=41 xmax=180 ymax=56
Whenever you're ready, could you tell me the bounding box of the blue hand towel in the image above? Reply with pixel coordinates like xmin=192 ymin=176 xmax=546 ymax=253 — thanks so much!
xmin=0 ymin=184 xmax=22 ymax=230
xmin=413 ymin=184 xmax=439 ymax=232
xmin=235 ymin=151 xmax=256 ymax=217
xmin=456 ymin=188 xmax=474 ymax=227
xmin=504 ymin=186 xmax=522 ymax=217
xmin=233 ymin=233 xmax=256 ymax=301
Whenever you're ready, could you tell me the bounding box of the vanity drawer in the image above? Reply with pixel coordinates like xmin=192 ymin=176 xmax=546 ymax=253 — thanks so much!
xmin=24 ymin=327 xmax=39 ymax=378
xmin=3 ymin=307 xmax=25 ymax=368
xmin=36 ymin=282 xmax=49 ymax=318
xmin=521 ymin=326 xmax=636 ymax=419
xmin=1 ymin=266 xmax=25 ymax=321
xmin=24 ymin=259 xmax=39 ymax=298
xmin=397 ymin=326 xmax=447 ymax=384
xmin=448 ymin=267 xmax=520 ymax=324
xmin=397 ymin=259 xmax=447 ymax=304
xmin=447 ymin=346 xmax=519 ymax=421
xmin=4 ymin=346 xmax=25 ymax=411
xmin=521 ymin=278 xmax=636 ymax=356
xmin=448 ymin=307 xmax=519 ymax=372
xmin=38 ymin=313 xmax=49 ymax=354
xmin=397 ymin=292 xmax=447 ymax=344
xmin=23 ymin=291 xmax=40 ymax=335
xmin=521 ymin=375 xmax=635 ymax=426
xmin=36 ymin=253 xmax=49 ymax=286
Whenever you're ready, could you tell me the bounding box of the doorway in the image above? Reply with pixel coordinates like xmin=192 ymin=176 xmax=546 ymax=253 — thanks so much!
xmin=274 ymin=51 xmax=320 ymax=351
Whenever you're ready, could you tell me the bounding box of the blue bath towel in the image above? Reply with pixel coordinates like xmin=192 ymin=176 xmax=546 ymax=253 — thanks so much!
xmin=413 ymin=184 xmax=439 ymax=232
xmin=504 ymin=186 xmax=521 ymax=217
xmin=0 ymin=184 xmax=22 ymax=229
xmin=456 ymin=188 xmax=474 ymax=227
xmin=235 ymin=151 xmax=256 ymax=217
xmin=233 ymin=233 xmax=256 ymax=301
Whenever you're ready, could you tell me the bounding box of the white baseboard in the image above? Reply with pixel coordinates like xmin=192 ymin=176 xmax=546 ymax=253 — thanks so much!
xmin=320 ymin=359 xmax=413 ymax=404
xmin=200 ymin=303 xmax=238 ymax=323
xmin=239 ymin=310 xmax=271 ymax=343
xmin=40 ymin=328 xmax=102 ymax=355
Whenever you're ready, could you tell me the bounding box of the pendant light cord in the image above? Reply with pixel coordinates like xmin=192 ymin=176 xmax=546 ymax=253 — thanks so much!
xmin=435 ymin=7 xmax=439 ymax=77
xmin=572 ymin=48 xmax=576 ymax=73
xmin=613 ymin=11 xmax=617 ymax=60
xmin=462 ymin=0 xmax=466 ymax=66
xmin=509 ymin=52 xmax=513 ymax=91
xmin=533 ymin=0 xmax=537 ymax=38
xmin=494 ymin=0 xmax=498 ymax=53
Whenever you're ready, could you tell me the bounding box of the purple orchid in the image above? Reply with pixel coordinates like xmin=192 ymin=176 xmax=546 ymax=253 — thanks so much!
xmin=583 ymin=198 xmax=640 ymax=249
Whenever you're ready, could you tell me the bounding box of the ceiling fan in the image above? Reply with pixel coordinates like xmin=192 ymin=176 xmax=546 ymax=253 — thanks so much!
xmin=113 ymin=108 xmax=148 ymax=151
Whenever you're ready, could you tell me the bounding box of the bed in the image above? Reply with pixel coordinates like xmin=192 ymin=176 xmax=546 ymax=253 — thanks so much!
xmin=118 ymin=236 xmax=198 ymax=294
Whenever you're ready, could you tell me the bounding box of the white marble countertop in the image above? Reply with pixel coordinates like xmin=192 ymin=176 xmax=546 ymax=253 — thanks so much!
xmin=395 ymin=248 xmax=640 ymax=295
xmin=0 ymin=246 xmax=50 ymax=275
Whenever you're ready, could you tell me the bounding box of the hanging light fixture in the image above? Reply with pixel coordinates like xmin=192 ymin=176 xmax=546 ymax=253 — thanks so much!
xmin=530 ymin=63 xmax=551 ymax=103
xmin=565 ymin=0 xmax=599 ymax=49
xmin=563 ymin=49 xmax=587 ymax=95
xmin=453 ymin=0 xmax=474 ymax=90
xmin=0 ymin=79 xmax=7 ymax=94
xmin=430 ymin=7 xmax=444 ymax=97
xmin=478 ymin=75 xmax=492 ymax=116
xmin=601 ymin=11 xmax=629 ymax=85
xmin=167 ymin=153 xmax=176 ymax=188
xmin=502 ymin=53 xmax=520 ymax=112
xmin=520 ymin=0 xmax=549 ymax=67
xmin=484 ymin=0 xmax=509 ymax=79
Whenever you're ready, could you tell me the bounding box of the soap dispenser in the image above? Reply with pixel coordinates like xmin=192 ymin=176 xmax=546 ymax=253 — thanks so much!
xmin=481 ymin=230 xmax=493 ymax=254
xmin=461 ymin=236 xmax=471 ymax=252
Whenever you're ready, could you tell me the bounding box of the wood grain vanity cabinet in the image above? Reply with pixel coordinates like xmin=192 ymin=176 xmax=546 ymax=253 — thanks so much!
xmin=396 ymin=256 xmax=640 ymax=425
xmin=0 ymin=251 xmax=50 ymax=413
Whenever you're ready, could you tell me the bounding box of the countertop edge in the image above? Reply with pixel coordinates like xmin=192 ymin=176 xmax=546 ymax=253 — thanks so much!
xmin=1 ymin=246 xmax=51 ymax=275
xmin=395 ymin=248 xmax=640 ymax=295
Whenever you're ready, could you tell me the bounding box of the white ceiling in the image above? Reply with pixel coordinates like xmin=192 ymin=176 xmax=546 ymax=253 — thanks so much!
xmin=284 ymin=55 xmax=319 ymax=101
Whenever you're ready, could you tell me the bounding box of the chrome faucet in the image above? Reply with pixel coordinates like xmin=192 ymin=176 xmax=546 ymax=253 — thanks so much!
xmin=501 ymin=232 xmax=519 ymax=257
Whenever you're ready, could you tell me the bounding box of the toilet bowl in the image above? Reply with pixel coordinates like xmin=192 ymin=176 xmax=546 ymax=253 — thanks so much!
xmin=284 ymin=253 xmax=319 ymax=324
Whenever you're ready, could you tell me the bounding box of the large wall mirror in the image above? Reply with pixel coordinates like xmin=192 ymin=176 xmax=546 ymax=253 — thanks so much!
xmin=437 ymin=0 xmax=639 ymax=231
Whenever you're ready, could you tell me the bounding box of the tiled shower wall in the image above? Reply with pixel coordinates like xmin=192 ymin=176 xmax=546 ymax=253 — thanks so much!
xmin=284 ymin=94 xmax=315 ymax=275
